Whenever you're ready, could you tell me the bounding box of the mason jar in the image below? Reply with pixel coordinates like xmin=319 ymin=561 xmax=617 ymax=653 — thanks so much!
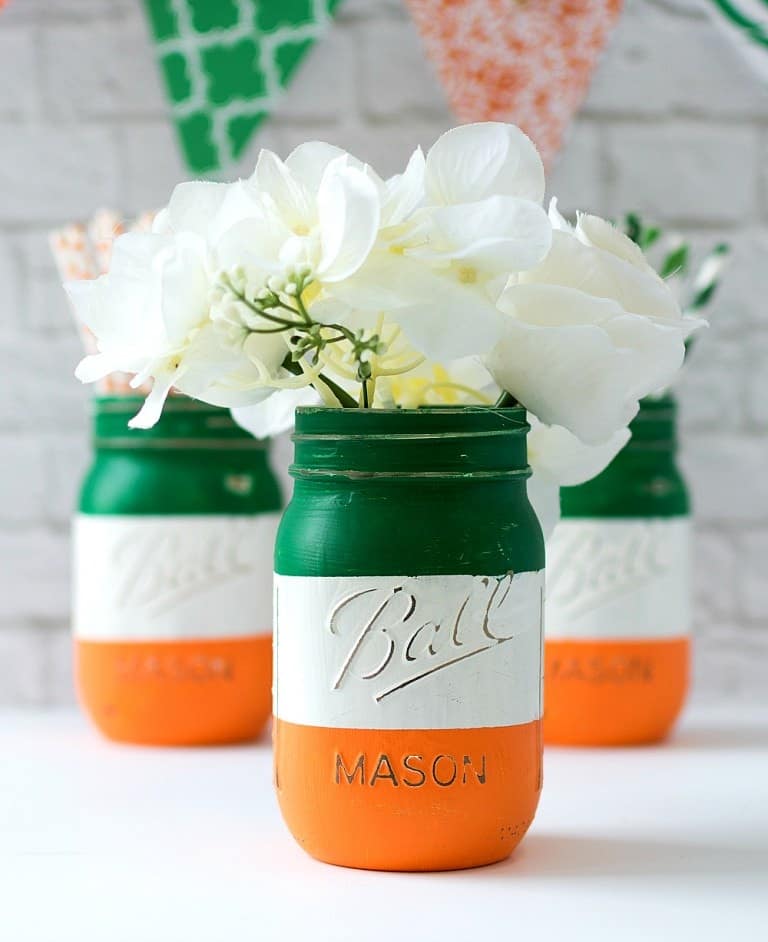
xmin=544 ymin=395 xmax=691 ymax=746
xmin=273 ymin=406 xmax=545 ymax=871
xmin=74 ymin=396 xmax=282 ymax=745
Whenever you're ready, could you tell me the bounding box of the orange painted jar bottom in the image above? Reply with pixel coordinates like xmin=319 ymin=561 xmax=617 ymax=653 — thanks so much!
xmin=274 ymin=719 xmax=542 ymax=871
xmin=543 ymin=637 xmax=690 ymax=747
xmin=76 ymin=635 xmax=272 ymax=746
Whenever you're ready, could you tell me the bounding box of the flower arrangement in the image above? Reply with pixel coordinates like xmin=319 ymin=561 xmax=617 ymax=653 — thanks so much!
xmin=67 ymin=123 xmax=703 ymax=526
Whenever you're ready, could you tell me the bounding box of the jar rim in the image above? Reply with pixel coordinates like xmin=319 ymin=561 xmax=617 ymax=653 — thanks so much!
xmin=93 ymin=395 xmax=225 ymax=415
xmin=293 ymin=405 xmax=529 ymax=435
xmin=290 ymin=405 xmax=531 ymax=480
xmin=90 ymin=395 xmax=266 ymax=450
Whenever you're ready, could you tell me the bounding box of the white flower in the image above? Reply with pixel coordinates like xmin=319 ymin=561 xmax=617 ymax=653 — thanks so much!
xmin=526 ymin=417 xmax=630 ymax=539
xmin=232 ymin=386 xmax=321 ymax=440
xmin=486 ymin=201 xmax=704 ymax=445
xmin=330 ymin=123 xmax=552 ymax=361
xmin=70 ymin=231 xmax=287 ymax=428
xmin=214 ymin=144 xmax=381 ymax=295
xmin=70 ymin=144 xmax=384 ymax=427
xmin=67 ymin=125 xmax=700 ymax=448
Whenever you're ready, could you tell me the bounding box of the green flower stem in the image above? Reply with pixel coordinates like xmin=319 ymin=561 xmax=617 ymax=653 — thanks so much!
xmin=232 ymin=289 xmax=303 ymax=329
xmin=294 ymin=292 xmax=313 ymax=325
xmin=224 ymin=278 xmax=376 ymax=408
xmin=249 ymin=325 xmax=296 ymax=334
xmin=323 ymin=322 xmax=357 ymax=344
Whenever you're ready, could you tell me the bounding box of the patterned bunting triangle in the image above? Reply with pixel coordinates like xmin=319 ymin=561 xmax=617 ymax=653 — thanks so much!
xmin=142 ymin=0 xmax=343 ymax=174
xmin=404 ymin=0 xmax=623 ymax=166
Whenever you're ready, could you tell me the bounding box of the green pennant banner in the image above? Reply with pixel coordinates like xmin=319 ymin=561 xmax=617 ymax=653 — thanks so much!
xmin=142 ymin=0 xmax=342 ymax=175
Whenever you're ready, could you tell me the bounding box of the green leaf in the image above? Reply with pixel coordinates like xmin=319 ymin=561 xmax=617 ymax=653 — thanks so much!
xmin=640 ymin=226 xmax=661 ymax=250
xmin=625 ymin=212 xmax=642 ymax=245
xmin=689 ymin=282 xmax=717 ymax=310
xmin=318 ymin=373 xmax=357 ymax=408
xmin=660 ymin=244 xmax=690 ymax=279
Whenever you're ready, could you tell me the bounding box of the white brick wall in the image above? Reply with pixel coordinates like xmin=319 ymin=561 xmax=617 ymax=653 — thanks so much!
xmin=0 ymin=0 xmax=766 ymax=705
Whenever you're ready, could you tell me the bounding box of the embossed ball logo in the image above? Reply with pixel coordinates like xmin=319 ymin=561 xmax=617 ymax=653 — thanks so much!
xmin=327 ymin=574 xmax=529 ymax=702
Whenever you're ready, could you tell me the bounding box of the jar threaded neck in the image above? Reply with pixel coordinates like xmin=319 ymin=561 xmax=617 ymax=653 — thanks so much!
xmin=290 ymin=406 xmax=531 ymax=480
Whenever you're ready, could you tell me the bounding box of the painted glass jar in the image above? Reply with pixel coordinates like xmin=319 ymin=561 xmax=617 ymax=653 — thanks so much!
xmin=74 ymin=396 xmax=281 ymax=745
xmin=273 ymin=407 xmax=545 ymax=871
xmin=544 ymin=395 xmax=691 ymax=746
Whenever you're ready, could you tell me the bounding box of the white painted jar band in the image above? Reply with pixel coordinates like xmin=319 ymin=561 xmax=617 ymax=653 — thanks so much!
xmin=274 ymin=571 xmax=545 ymax=730
xmin=545 ymin=519 xmax=691 ymax=641
xmin=73 ymin=514 xmax=279 ymax=641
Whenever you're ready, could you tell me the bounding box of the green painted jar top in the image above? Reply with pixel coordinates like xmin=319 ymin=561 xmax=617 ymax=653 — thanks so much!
xmin=290 ymin=406 xmax=531 ymax=479
xmin=92 ymin=396 xmax=265 ymax=450
xmin=80 ymin=396 xmax=281 ymax=516
xmin=277 ymin=406 xmax=543 ymax=577
xmin=560 ymin=394 xmax=690 ymax=519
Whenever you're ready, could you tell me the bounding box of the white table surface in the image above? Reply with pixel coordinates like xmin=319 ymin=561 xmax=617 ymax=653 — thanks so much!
xmin=1 ymin=706 xmax=767 ymax=942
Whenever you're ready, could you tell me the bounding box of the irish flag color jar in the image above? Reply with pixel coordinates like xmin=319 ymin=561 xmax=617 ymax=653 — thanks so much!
xmin=544 ymin=395 xmax=691 ymax=746
xmin=74 ymin=397 xmax=281 ymax=745
xmin=273 ymin=407 xmax=544 ymax=871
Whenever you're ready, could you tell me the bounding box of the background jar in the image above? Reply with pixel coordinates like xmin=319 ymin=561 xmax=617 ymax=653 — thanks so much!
xmin=544 ymin=395 xmax=691 ymax=746
xmin=74 ymin=396 xmax=281 ymax=745
xmin=273 ymin=406 xmax=545 ymax=871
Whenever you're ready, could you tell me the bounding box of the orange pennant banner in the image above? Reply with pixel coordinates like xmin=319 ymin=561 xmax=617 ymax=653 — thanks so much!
xmin=405 ymin=0 xmax=623 ymax=166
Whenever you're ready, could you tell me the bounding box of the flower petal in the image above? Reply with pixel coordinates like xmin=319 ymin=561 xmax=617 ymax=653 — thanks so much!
xmin=306 ymin=295 xmax=356 ymax=325
xmin=547 ymin=197 xmax=571 ymax=232
xmin=67 ymin=233 xmax=169 ymax=351
xmin=488 ymin=285 xmax=687 ymax=443
xmin=420 ymin=195 xmax=551 ymax=272
xmin=518 ymin=230 xmax=683 ymax=320
xmin=285 ymin=141 xmax=351 ymax=191
xmin=575 ymin=212 xmax=653 ymax=272
xmin=254 ymin=148 xmax=313 ymax=230
xmin=382 ymin=147 xmax=426 ymax=226
xmin=128 ymin=370 xmax=179 ymax=429
xmin=527 ymin=418 xmax=631 ymax=487
xmin=392 ymin=270 xmax=503 ymax=360
xmin=232 ymin=386 xmax=320 ymax=439
xmin=164 ymin=180 xmax=230 ymax=236
xmin=325 ymin=252 xmax=417 ymax=312
xmin=215 ymin=214 xmax=291 ymax=273
xmin=208 ymin=180 xmax=264 ymax=245
xmin=316 ymin=160 xmax=381 ymax=282
xmin=75 ymin=352 xmax=117 ymax=383
xmin=425 ymin=122 xmax=545 ymax=206
xmin=159 ymin=234 xmax=210 ymax=345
